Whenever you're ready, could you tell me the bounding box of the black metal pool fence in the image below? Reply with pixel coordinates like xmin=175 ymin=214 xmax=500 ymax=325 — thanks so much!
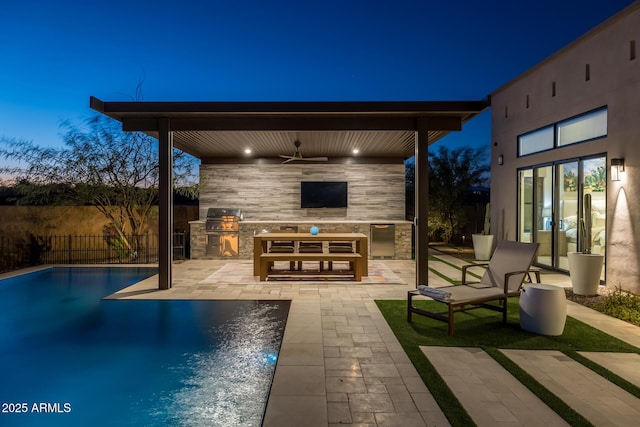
xmin=0 ymin=232 xmax=186 ymax=272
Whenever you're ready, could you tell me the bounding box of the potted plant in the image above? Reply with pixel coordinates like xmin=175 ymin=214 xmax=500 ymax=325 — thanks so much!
xmin=568 ymin=193 xmax=604 ymax=296
xmin=472 ymin=203 xmax=494 ymax=260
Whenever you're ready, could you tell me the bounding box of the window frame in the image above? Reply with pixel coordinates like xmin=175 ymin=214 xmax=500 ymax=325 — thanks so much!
xmin=518 ymin=125 xmax=555 ymax=156
xmin=517 ymin=106 xmax=607 ymax=158
xmin=556 ymin=107 xmax=608 ymax=148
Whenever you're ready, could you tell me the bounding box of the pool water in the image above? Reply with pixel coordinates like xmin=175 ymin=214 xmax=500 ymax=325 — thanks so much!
xmin=0 ymin=267 xmax=290 ymax=426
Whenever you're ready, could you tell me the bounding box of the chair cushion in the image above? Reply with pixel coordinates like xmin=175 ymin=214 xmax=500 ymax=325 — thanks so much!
xmin=298 ymin=242 xmax=322 ymax=253
xmin=269 ymin=246 xmax=295 ymax=253
xmin=299 ymin=245 xmax=323 ymax=253
xmin=329 ymin=246 xmax=354 ymax=253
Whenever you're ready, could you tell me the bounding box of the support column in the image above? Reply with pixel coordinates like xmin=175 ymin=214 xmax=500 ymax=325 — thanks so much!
xmin=158 ymin=118 xmax=173 ymax=290
xmin=415 ymin=119 xmax=429 ymax=287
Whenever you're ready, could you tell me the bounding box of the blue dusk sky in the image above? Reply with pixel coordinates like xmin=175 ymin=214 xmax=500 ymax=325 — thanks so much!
xmin=0 ymin=0 xmax=635 ymax=156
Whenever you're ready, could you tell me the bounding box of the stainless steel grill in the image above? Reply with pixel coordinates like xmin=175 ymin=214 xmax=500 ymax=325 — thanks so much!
xmin=205 ymin=208 xmax=243 ymax=231
xmin=205 ymin=208 xmax=242 ymax=256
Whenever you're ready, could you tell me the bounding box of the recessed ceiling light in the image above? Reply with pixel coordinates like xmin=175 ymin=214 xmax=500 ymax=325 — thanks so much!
xmin=352 ymin=148 xmax=360 ymax=154
xmin=244 ymin=148 xmax=252 ymax=154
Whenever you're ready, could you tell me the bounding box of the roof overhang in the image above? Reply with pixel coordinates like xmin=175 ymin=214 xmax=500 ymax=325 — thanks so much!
xmin=90 ymin=97 xmax=490 ymax=160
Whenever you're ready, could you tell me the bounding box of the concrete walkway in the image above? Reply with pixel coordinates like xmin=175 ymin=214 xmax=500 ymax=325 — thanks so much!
xmin=421 ymin=347 xmax=569 ymax=426
xmin=110 ymin=250 xmax=640 ymax=427
xmin=504 ymin=349 xmax=640 ymax=426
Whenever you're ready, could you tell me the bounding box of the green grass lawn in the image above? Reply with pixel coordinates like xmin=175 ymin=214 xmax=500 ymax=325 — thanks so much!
xmin=376 ymin=298 xmax=640 ymax=427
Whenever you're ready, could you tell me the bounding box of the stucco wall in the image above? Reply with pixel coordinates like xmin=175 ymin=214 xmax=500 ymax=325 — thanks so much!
xmin=490 ymin=2 xmax=640 ymax=291
xmin=199 ymin=161 xmax=406 ymax=221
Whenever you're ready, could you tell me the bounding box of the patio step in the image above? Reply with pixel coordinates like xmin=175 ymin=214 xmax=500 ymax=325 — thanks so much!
xmin=421 ymin=346 xmax=568 ymax=426
xmin=503 ymin=349 xmax=640 ymax=426
xmin=422 ymin=346 xmax=640 ymax=426
xmin=579 ymin=352 xmax=640 ymax=388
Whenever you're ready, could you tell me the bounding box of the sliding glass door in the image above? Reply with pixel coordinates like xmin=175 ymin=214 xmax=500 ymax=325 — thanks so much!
xmin=518 ymin=156 xmax=606 ymax=276
xmin=532 ymin=165 xmax=555 ymax=267
xmin=518 ymin=169 xmax=533 ymax=244
xmin=582 ymin=158 xmax=607 ymax=280
xmin=556 ymin=162 xmax=579 ymax=270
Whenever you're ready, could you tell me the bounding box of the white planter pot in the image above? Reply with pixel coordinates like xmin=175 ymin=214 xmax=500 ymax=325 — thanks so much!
xmin=472 ymin=234 xmax=494 ymax=261
xmin=568 ymin=252 xmax=604 ymax=296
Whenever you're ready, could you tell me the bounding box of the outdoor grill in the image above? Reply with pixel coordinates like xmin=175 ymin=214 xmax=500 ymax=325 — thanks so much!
xmin=205 ymin=208 xmax=242 ymax=256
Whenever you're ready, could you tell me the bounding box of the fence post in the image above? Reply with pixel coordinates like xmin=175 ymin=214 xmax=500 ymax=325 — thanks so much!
xmin=68 ymin=235 xmax=73 ymax=264
xmin=145 ymin=232 xmax=150 ymax=264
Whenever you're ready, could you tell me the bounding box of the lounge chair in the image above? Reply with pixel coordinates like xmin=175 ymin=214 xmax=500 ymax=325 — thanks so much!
xmin=407 ymin=240 xmax=540 ymax=336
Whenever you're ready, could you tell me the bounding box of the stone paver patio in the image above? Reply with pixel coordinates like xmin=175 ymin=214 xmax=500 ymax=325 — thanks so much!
xmin=108 ymin=250 xmax=640 ymax=426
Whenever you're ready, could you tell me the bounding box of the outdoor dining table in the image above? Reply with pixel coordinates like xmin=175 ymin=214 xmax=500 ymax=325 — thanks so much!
xmin=253 ymin=232 xmax=369 ymax=277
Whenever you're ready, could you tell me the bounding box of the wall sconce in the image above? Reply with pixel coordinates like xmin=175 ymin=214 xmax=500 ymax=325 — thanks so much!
xmin=611 ymin=158 xmax=625 ymax=181
xmin=498 ymin=154 xmax=504 ymax=165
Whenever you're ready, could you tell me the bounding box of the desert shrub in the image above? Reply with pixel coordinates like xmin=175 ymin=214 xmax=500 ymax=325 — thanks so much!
xmin=592 ymin=287 xmax=640 ymax=326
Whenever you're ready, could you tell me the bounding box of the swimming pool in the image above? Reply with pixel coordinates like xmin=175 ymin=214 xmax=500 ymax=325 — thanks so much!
xmin=0 ymin=267 xmax=290 ymax=426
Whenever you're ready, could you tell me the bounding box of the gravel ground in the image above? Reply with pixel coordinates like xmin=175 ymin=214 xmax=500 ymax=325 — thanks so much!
xmin=565 ymin=288 xmax=608 ymax=308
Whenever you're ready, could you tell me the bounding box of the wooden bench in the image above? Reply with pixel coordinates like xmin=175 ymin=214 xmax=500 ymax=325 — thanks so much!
xmin=259 ymin=253 xmax=363 ymax=281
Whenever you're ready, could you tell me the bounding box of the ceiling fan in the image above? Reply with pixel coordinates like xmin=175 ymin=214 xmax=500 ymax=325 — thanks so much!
xmin=279 ymin=140 xmax=328 ymax=163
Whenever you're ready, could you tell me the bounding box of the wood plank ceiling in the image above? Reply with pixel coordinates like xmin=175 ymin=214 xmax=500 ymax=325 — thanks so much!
xmin=90 ymin=98 xmax=489 ymax=161
xmin=173 ymin=130 xmax=418 ymax=160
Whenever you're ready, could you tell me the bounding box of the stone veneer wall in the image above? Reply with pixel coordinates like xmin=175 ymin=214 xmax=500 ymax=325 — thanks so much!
xmin=198 ymin=162 xmax=406 ymax=221
xmin=191 ymin=160 xmax=411 ymax=260
xmin=190 ymin=221 xmax=206 ymax=259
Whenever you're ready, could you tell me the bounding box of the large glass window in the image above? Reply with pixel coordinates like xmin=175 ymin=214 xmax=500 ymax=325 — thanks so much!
xmin=518 ymin=126 xmax=554 ymax=156
xmin=557 ymin=108 xmax=607 ymax=147
xmin=517 ymin=107 xmax=607 ymax=157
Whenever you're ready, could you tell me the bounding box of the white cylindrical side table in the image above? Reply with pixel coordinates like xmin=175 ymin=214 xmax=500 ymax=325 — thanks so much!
xmin=519 ymin=283 xmax=567 ymax=336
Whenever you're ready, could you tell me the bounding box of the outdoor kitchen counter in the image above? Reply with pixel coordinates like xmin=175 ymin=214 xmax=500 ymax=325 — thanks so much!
xmin=253 ymin=232 xmax=369 ymax=277
xmin=189 ymin=220 xmax=413 ymax=260
xmin=240 ymin=220 xmax=412 ymax=223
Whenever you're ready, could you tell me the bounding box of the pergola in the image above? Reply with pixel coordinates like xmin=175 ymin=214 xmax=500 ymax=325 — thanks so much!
xmin=90 ymin=97 xmax=490 ymax=289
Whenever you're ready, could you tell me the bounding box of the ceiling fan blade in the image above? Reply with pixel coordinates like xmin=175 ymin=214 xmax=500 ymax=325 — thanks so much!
xmin=279 ymin=141 xmax=327 ymax=163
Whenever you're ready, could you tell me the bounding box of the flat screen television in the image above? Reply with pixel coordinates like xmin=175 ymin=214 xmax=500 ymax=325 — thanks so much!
xmin=300 ymin=181 xmax=348 ymax=208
